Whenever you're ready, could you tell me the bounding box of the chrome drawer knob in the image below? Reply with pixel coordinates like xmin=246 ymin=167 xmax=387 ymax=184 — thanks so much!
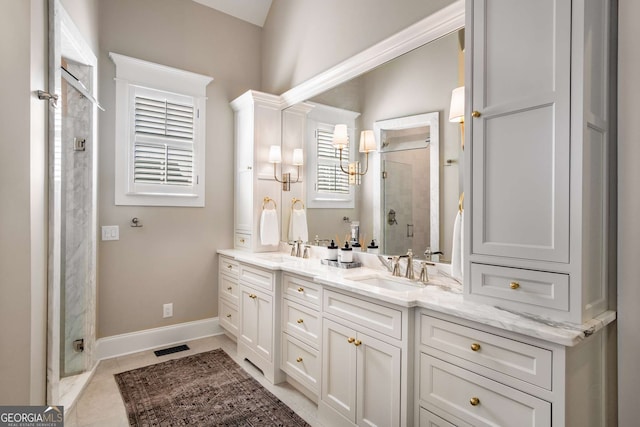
xmin=471 ymin=343 xmax=481 ymax=352
xmin=510 ymin=281 xmax=520 ymax=290
xmin=470 ymin=397 xmax=480 ymax=406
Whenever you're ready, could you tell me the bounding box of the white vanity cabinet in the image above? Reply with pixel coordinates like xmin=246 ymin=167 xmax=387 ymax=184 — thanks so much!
xmin=319 ymin=289 xmax=410 ymax=427
xmin=218 ymin=255 xmax=239 ymax=338
xmin=416 ymin=310 xmax=610 ymax=427
xmin=237 ymin=262 xmax=284 ymax=384
xmin=230 ymin=90 xmax=282 ymax=252
xmin=280 ymin=273 xmax=322 ymax=400
xmin=465 ymin=0 xmax=615 ymax=324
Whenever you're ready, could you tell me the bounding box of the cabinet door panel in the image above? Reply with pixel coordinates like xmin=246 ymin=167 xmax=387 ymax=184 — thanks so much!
xmin=256 ymin=291 xmax=274 ymax=361
xmin=471 ymin=0 xmax=570 ymax=263
xmin=357 ymin=332 xmax=401 ymax=427
xmin=322 ymin=318 xmax=357 ymax=423
xmin=240 ymin=287 xmax=258 ymax=347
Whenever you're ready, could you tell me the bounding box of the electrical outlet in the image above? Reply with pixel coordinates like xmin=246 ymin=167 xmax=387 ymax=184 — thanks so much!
xmin=163 ymin=303 xmax=173 ymax=318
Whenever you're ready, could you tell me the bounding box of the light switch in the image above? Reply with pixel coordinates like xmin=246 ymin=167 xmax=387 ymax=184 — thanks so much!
xmin=101 ymin=225 xmax=119 ymax=241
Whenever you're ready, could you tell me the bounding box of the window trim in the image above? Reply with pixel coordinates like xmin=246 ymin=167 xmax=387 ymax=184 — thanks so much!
xmin=110 ymin=52 xmax=213 ymax=207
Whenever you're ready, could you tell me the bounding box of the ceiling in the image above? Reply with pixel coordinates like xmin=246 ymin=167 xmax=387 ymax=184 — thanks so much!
xmin=192 ymin=0 xmax=273 ymax=27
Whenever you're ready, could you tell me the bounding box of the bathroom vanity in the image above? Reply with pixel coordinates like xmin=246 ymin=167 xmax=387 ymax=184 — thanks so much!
xmin=222 ymin=1 xmax=617 ymax=425
xmin=217 ymin=251 xmax=615 ymax=427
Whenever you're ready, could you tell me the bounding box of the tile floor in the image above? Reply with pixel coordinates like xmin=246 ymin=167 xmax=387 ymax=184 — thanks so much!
xmin=65 ymin=334 xmax=324 ymax=427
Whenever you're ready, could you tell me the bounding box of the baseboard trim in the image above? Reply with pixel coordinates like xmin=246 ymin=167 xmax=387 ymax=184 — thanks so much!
xmin=96 ymin=317 xmax=223 ymax=360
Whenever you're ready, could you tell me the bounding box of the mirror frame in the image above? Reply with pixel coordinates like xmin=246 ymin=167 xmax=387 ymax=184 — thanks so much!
xmin=372 ymin=112 xmax=440 ymax=255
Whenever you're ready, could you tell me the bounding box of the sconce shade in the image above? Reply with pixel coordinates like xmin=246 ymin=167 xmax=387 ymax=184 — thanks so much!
xmin=449 ymin=86 xmax=465 ymax=123
xmin=359 ymin=130 xmax=377 ymax=153
xmin=332 ymin=124 xmax=349 ymax=149
xmin=292 ymin=148 xmax=304 ymax=165
xmin=268 ymin=145 xmax=282 ymax=163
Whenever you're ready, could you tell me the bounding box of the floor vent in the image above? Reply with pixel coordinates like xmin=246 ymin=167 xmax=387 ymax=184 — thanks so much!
xmin=154 ymin=344 xmax=190 ymax=357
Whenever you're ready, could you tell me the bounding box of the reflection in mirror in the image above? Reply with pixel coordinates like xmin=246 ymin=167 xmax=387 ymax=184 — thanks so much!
xmin=281 ymin=29 xmax=464 ymax=262
xmin=372 ymin=112 xmax=439 ymax=256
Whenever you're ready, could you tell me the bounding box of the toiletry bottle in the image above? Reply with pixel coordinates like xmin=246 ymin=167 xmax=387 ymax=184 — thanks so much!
xmin=352 ymin=240 xmax=362 ymax=252
xmin=339 ymin=241 xmax=353 ymax=263
xmin=327 ymin=240 xmax=338 ymax=261
xmin=367 ymin=240 xmax=379 ymax=254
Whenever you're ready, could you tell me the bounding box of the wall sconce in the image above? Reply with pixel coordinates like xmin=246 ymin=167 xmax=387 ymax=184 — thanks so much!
xmin=449 ymin=86 xmax=465 ymax=150
xmin=332 ymin=125 xmax=377 ymax=185
xmin=269 ymin=145 xmax=303 ymax=191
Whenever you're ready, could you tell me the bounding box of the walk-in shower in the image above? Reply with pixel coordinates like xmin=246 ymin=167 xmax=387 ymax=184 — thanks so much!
xmin=46 ymin=0 xmax=99 ymax=408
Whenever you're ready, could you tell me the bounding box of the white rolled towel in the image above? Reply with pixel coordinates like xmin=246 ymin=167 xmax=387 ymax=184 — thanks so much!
xmin=451 ymin=210 xmax=463 ymax=281
xmin=260 ymin=208 xmax=280 ymax=246
xmin=288 ymin=208 xmax=309 ymax=243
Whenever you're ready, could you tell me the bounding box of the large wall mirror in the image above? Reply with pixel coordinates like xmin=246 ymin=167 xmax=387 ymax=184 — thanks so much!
xmin=279 ymin=4 xmax=464 ymax=261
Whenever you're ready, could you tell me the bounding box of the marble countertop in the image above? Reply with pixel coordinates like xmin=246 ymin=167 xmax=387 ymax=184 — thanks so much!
xmin=217 ymin=249 xmax=616 ymax=347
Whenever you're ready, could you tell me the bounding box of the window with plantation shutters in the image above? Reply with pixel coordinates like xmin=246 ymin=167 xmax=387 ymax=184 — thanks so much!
xmin=133 ymin=95 xmax=195 ymax=186
xmin=316 ymin=129 xmax=350 ymax=194
xmin=305 ymin=103 xmax=358 ymax=209
xmin=111 ymin=52 xmax=213 ymax=207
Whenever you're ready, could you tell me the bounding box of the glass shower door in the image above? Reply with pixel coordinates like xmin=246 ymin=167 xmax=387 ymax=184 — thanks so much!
xmin=59 ymin=63 xmax=93 ymax=376
xmin=383 ymin=160 xmax=414 ymax=255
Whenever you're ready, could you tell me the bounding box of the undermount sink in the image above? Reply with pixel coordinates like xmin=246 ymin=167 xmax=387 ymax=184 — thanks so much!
xmin=253 ymin=253 xmax=302 ymax=263
xmin=348 ymin=274 xmax=424 ymax=292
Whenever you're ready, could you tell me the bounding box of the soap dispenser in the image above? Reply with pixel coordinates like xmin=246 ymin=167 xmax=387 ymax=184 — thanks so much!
xmin=339 ymin=241 xmax=353 ymax=263
xmin=367 ymin=240 xmax=379 ymax=254
xmin=327 ymin=240 xmax=338 ymax=261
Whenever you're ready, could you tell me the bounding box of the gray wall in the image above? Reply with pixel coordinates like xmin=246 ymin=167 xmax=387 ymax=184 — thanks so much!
xmin=617 ymin=0 xmax=639 ymax=424
xmin=261 ymin=0 xmax=456 ymax=94
xmin=0 ymin=0 xmax=48 ymax=405
xmin=96 ymin=0 xmax=261 ymax=337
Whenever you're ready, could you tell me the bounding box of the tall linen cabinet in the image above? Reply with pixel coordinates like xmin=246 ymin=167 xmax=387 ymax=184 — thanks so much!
xmin=464 ymin=0 xmax=616 ymax=325
xmin=230 ymin=91 xmax=283 ymax=252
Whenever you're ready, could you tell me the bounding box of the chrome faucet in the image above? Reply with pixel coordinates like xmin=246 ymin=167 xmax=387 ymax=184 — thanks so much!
xmin=391 ymin=256 xmax=402 ymax=277
xmin=405 ymin=249 xmax=414 ymax=280
xmin=419 ymin=261 xmax=435 ymax=283
xmin=290 ymin=239 xmax=304 ymax=257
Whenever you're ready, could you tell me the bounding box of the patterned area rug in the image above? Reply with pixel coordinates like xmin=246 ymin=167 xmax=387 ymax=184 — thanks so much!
xmin=115 ymin=348 xmax=310 ymax=426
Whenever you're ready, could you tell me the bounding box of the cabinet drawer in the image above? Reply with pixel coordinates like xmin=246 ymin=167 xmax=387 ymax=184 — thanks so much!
xmin=239 ymin=263 xmax=275 ymax=291
xmin=219 ymin=273 xmax=239 ymax=304
xmin=235 ymin=233 xmax=251 ymax=249
xmin=281 ymin=334 xmax=320 ymax=395
xmin=420 ymin=315 xmax=552 ymax=390
xmin=219 ymin=256 xmax=239 ymax=277
xmin=219 ymin=298 xmax=238 ymax=337
xmin=419 ymin=354 xmax=550 ymax=427
xmin=282 ymin=274 xmax=321 ymax=308
xmin=469 ymin=263 xmax=569 ymax=314
xmin=419 ymin=407 xmax=461 ymax=427
xmin=282 ymin=298 xmax=320 ymax=349
xmin=324 ymin=290 xmax=402 ymax=340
